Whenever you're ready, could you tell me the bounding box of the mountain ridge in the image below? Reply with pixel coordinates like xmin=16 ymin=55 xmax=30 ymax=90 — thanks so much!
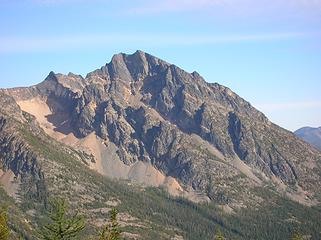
xmin=2 ymin=50 xmax=320 ymax=208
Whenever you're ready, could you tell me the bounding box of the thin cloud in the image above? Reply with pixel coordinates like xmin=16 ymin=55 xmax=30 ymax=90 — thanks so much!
xmin=128 ymin=0 xmax=321 ymax=15
xmin=256 ymin=101 xmax=321 ymax=111
xmin=129 ymin=0 xmax=224 ymax=14
xmin=0 ymin=32 xmax=306 ymax=53
xmin=28 ymin=0 xmax=94 ymax=4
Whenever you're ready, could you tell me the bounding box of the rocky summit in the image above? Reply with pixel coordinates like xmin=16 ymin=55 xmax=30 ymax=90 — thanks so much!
xmin=1 ymin=51 xmax=321 ymax=239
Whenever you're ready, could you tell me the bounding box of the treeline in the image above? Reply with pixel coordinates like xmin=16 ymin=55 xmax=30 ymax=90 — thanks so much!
xmin=0 ymin=198 xmax=306 ymax=240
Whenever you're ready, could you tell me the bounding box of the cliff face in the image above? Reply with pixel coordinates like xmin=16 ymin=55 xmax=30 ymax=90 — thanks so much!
xmin=2 ymin=51 xmax=321 ymax=207
xmin=0 ymin=93 xmax=47 ymax=202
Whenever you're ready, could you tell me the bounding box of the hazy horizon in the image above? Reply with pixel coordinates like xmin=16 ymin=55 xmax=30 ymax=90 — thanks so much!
xmin=1 ymin=0 xmax=321 ymax=131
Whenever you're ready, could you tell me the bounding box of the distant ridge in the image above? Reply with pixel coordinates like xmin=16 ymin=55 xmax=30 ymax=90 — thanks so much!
xmin=295 ymin=126 xmax=321 ymax=151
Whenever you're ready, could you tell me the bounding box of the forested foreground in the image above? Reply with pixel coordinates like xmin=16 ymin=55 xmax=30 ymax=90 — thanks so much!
xmin=0 ymin=192 xmax=319 ymax=240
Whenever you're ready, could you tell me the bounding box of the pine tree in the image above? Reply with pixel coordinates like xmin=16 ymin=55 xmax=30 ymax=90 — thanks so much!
xmin=40 ymin=198 xmax=85 ymax=240
xmin=214 ymin=229 xmax=224 ymax=240
xmin=291 ymin=232 xmax=303 ymax=240
xmin=99 ymin=208 xmax=121 ymax=240
xmin=0 ymin=207 xmax=10 ymax=240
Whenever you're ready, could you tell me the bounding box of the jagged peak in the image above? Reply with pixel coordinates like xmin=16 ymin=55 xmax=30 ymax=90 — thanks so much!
xmin=86 ymin=50 xmax=196 ymax=83
xmin=109 ymin=50 xmax=170 ymax=67
xmin=67 ymin=72 xmax=84 ymax=79
xmin=37 ymin=71 xmax=85 ymax=94
xmin=45 ymin=71 xmax=58 ymax=82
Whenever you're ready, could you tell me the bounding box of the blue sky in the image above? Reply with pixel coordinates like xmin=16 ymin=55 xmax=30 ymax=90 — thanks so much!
xmin=0 ymin=0 xmax=321 ymax=131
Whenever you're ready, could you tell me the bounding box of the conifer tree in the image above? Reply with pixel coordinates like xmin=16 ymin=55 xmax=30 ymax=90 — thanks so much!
xmin=40 ymin=198 xmax=85 ymax=240
xmin=214 ymin=229 xmax=224 ymax=240
xmin=99 ymin=208 xmax=121 ymax=240
xmin=291 ymin=231 xmax=303 ymax=240
xmin=0 ymin=207 xmax=10 ymax=240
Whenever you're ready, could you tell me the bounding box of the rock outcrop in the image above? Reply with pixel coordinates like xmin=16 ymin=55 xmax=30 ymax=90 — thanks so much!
xmin=0 ymin=92 xmax=47 ymax=202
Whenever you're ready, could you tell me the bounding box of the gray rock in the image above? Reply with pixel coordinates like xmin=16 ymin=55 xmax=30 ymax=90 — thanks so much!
xmin=2 ymin=50 xmax=321 ymax=204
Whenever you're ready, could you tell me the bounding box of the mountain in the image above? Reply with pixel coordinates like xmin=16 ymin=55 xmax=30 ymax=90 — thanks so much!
xmin=1 ymin=50 xmax=321 ymax=239
xmin=295 ymin=126 xmax=321 ymax=151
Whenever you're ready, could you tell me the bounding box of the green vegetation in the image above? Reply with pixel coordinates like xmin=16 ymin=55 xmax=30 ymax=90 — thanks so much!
xmin=40 ymin=198 xmax=85 ymax=240
xmin=0 ymin=187 xmax=37 ymax=239
xmin=291 ymin=232 xmax=303 ymax=240
xmin=99 ymin=208 xmax=121 ymax=240
xmin=0 ymin=194 xmax=315 ymax=240
xmin=0 ymin=207 xmax=10 ymax=240
xmin=214 ymin=229 xmax=224 ymax=240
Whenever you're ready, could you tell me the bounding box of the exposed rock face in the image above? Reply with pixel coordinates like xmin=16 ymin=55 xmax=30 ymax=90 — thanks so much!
xmin=0 ymin=93 xmax=47 ymax=202
xmin=295 ymin=126 xmax=321 ymax=151
xmin=2 ymin=50 xmax=321 ymax=206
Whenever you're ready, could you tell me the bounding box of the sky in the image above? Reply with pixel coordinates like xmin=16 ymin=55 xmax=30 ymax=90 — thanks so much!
xmin=0 ymin=0 xmax=321 ymax=131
